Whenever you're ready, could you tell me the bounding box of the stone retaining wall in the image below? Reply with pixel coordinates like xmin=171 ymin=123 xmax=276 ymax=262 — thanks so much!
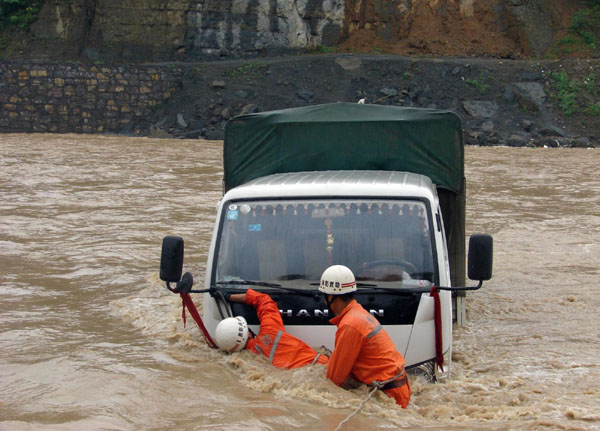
xmin=1 ymin=57 xmax=598 ymax=147
xmin=0 ymin=62 xmax=182 ymax=134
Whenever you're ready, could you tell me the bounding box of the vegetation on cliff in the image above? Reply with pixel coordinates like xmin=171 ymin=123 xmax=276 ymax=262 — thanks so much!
xmin=551 ymin=0 xmax=600 ymax=58
xmin=0 ymin=0 xmax=41 ymax=30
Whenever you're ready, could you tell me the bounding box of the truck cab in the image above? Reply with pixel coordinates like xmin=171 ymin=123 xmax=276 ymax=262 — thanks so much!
xmin=204 ymin=169 xmax=456 ymax=376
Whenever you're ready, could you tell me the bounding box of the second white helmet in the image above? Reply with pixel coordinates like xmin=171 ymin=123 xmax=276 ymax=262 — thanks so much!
xmin=215 ymin=316 xmax=249 ymax=353
xmin=319 ymin=265 xmax=357 ymax=295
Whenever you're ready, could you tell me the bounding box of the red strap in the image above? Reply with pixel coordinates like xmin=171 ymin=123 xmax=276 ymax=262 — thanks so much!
xmin=430 ymin=286 xmax=444 ymax=371
xmin=180 ymin=293 xmax=218 ymax=349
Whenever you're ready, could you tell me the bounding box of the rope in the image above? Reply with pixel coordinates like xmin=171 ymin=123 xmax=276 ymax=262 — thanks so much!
xmin=333 ymin=372 xmax=404 ymax=431
xmin=333 ymin=385 xmax=379 ymax=431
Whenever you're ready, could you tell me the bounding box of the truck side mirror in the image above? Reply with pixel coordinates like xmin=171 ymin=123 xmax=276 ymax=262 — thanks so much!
xmin=160 ymin=235 xmax=184 ymax=282
xmin=467 ymin=234 xmax=493 ymax=281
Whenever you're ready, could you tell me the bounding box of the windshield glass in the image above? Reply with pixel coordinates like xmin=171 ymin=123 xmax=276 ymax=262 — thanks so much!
xmin=214 ymin=199 xmax=436 ymax=289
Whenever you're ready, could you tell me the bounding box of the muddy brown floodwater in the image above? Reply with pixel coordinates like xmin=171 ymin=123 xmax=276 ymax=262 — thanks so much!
xmin=1 ymin=134 xmax=599 ymax=431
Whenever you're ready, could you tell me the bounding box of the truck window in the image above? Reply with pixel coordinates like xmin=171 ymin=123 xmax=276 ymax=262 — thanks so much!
xmin=214 ymin=199 xmax=435 ymax=289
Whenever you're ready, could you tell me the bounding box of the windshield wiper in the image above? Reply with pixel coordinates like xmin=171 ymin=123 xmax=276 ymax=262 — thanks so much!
xmin=214 ymin=279 xmax=317 ymax=296
xmin=216 ymin=279 xmax=283 ymax=288
xmin=356 ymin=285 xmax=431 ymax=295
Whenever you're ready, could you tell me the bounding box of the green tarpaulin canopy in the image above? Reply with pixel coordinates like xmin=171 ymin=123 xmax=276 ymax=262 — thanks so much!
xmin=223 ymin=102 xmax=467 ymax=292
xmin=223 ymin=102 xmax=464 ymax=194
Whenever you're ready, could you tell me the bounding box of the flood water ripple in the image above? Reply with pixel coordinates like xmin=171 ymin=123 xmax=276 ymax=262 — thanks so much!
xmin=1 ymin=134 xmax=599 ymax=431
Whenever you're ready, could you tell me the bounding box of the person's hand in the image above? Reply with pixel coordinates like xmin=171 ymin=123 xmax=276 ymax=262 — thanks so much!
xmin=208 ymin=287 xmax=229 ymax=300
xmin=208 ymin=288 xmax=231 ymax=301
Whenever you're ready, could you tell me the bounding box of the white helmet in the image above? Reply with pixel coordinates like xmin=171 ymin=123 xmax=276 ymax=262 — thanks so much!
xmin=319 ymin=265 xmax=357 ymax=295
xmin=215 ymin=316 xmax=249 ymax=353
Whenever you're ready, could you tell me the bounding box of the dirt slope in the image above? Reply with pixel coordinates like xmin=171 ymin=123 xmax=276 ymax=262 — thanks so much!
xmin=338 ymin=0 xmax=587 ymax=58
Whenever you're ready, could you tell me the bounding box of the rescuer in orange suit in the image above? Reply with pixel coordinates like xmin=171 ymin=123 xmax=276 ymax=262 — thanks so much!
xmin=214 ymin=288 xmax=328 ymax=369
xmin=320 ymin=265 xmax=411 ymax=408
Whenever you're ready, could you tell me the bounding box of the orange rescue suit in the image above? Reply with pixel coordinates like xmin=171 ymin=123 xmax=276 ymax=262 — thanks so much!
xmin=244 ymin=289 xmax=328 ymax=369
xmin=327 ymin=299 xmax=411 ymax=408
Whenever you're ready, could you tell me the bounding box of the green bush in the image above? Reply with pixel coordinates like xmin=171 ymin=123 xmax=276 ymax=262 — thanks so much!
xmin=585 ymin=103 xmax=600 ymax=116
xmin=0 ymin=0 xmax=42 ymax=30
xmin=552 ymin=72 xmax=578 ymax=116
xmin=466 ymin=78 xmax=490 ymax=95
xmin=569 ymin=2 xmax=600 ymax=50
xmin=553 ymin=1 xmax=599 ymax=56
xmin=551 ymin=72 xmax=599 ymax=117
xmin=224 ymin=62 xmax=268 ymax=81
xmin=313 ymin=45 xmax=337 ymax=54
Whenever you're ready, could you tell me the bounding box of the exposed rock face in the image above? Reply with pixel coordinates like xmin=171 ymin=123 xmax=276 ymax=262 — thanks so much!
xmin=187 ymin=0 xmax=345 ymax=55
xmin=29 ymin=0 xmax=346 ymax=60
xmin=504 ymin=0 xmax=579 ymax=57
xmin=30 ymin=0 xmax=190 ymax=60
xmin=25 ymin=0 xmax=583 ymax=61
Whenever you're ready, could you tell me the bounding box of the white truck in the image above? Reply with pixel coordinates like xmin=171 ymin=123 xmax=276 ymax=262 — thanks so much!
xmin=160 ymin=102 xmax=493 ymax=380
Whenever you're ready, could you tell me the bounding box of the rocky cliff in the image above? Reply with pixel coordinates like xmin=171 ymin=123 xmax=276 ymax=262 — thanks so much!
xmin=4 ymin=0 xmax=587 ymax=62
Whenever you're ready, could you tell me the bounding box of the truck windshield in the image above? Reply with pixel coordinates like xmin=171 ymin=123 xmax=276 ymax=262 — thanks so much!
xmin=214 ymin=199 xmax=436 ymax=289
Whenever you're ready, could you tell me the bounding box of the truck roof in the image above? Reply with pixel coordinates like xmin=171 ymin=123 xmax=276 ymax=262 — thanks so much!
xmin=223 ymin=102 xmax=464 ymax=194
xmin=224 ymin=170 xmax=438 ymax=202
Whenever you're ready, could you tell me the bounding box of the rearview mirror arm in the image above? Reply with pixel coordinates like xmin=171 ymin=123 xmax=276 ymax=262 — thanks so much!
xmin=164 ymin=280 xmax=213 ymax=294
xmin=436 ymin=280 xmax=484 ymax=292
